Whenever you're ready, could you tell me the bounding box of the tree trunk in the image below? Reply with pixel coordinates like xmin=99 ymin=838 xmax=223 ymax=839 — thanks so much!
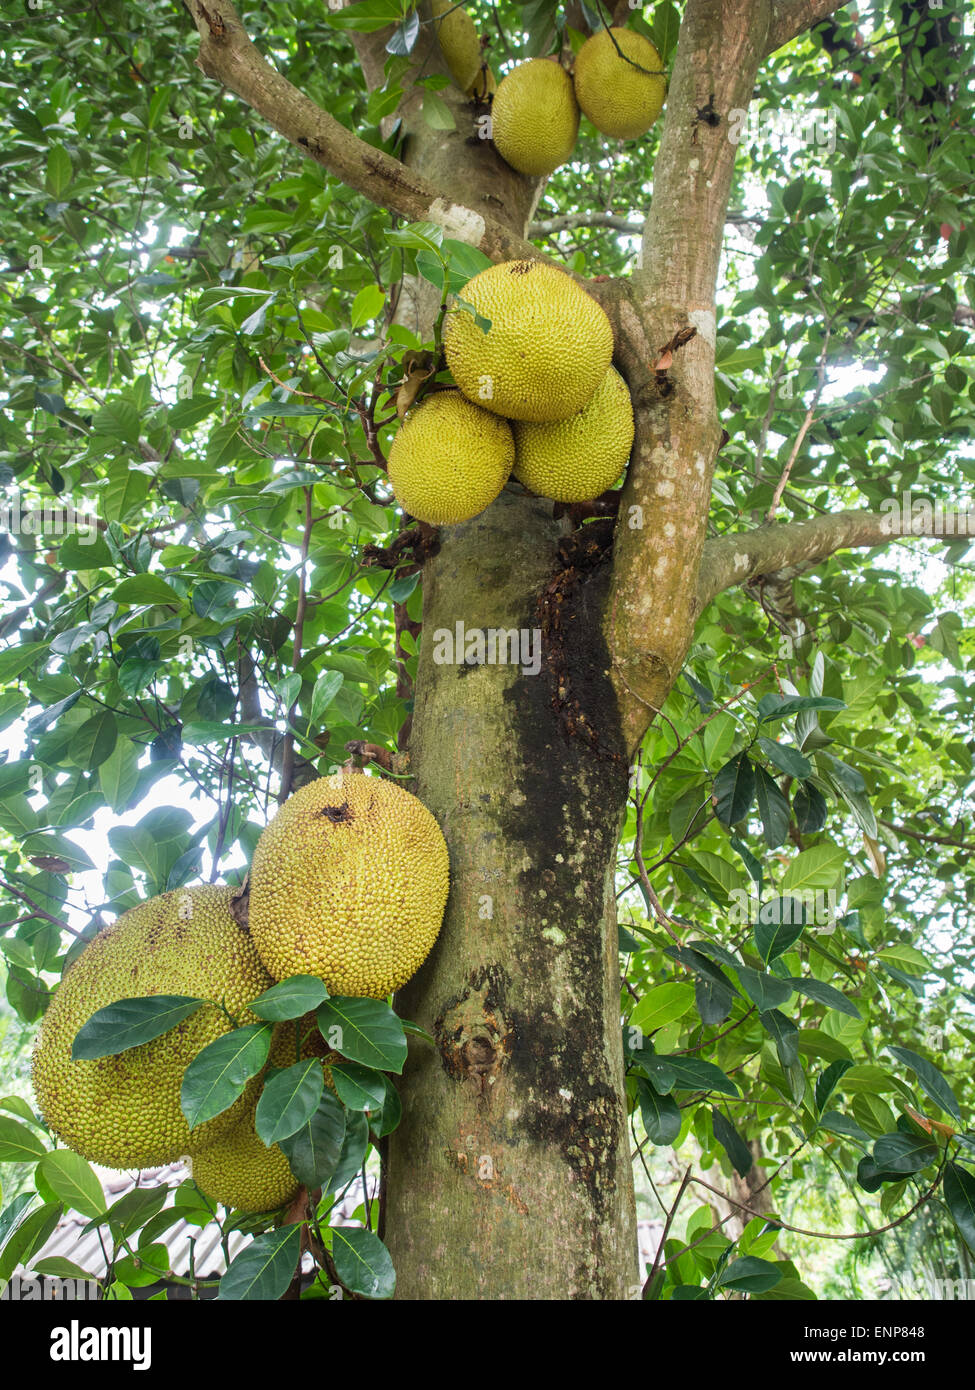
xmin=388 ymin=491 xmax=639 ymax=1299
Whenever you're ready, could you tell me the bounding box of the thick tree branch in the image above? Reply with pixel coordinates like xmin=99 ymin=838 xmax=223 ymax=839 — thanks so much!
xmin=765 ymin=0 xmax=847 ymax=54
xmin=186 ymin=0 xmax=538 ymax=261
xmin=605 ymin=0 xmax=773 ymax=750
xmin=696 ymin=505 xmax=975 ymax=611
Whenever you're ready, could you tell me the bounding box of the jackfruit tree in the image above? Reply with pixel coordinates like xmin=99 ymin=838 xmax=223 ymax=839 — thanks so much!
xmin=0 ymin=0 xmax=973 ymax=1312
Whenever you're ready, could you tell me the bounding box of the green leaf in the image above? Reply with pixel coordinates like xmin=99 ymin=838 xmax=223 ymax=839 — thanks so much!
xmin=711 ymin=1108 xmax=753 ymax=1176
xmin=0 ymin=1116 xmax=48 ymax=1163
xmin=788 ymin=977 xmax=861 ymax=1019
xmin=255 ymin=1058 xmax=325 ymax=1144
xmin=103 ymin=1186 xmax=169 ymax=1240
xmin=331 ymin=1227 xmax=396 ymax=1300
xmin=735 ymin=965 xmax=792 ymax=1012
xmin=876 ymin=943 xmax=930 ymax=973
xmin=33 ymin=1257 xmax=98 ymax=1280
xmin=754 ymin=897 xmax=806 ymax=963
xmin=72 ymin=995 xmax=205 ymax=1060
xmin=322 ymin=0 xmax=406 ymax=33
xmin=113 ymin=1243 xmax=171 ymax=1287
xmin=886 ymin=1045 xmax=961 ymax=1120
xmin=278 ymin=1090 xmax=346 ymax=1190
xmin=373 ymin=1075 xmax=403 ymax=1137
xmin=308 ymin=670 xmax=343 ymax=724
xmin=350 ymin=283 xmax=385 ymax=328
xmin=250 ymin=976 xmax=329 ymax=1022
xmin=794 ymin=783 xmax=828 ymax=833
xmin=873 ymin=1132 xmax=938 ymax=1174
xmin=944 ymin=1162 xmax=975 ymax=1254
xmin=112 ymin=574 xmax=182 ymax=606
xmin=38 ymin=1151 xmax=105 ymax=1220
xmin=0 ymin=1095 xmax=39 ymax=1124
xmin=758 ymin=694 xmax=845 ymax=722
xmin=218 ymin=1224 xmax=302 ymax=1301
xmin=713 ymin=752 xmax=754 ymax=826
xmin=754 ymin=765 xmax=791 ymax=848
xmin=760 ymin=1009 xmax=799 ymax=1068
xmin=180 ymin=1023 xmax=272 ymax=1129
xmin=168 ymin=395 xmax=220 ymax=430
xmin=0 ymin=1203 xmax=63 ymax=1282
xmin=98 ymin=737 xmax=141 ymax=812
xmin=657 ymin=1055 xmax=740 ymax=1097
xmin=757 ymin=736 xmax=811 ymax=779
xmin=46 ymin=144 xmax=73 ymax=197
xmin=325 ymin=1110 xmax=371 ymax=1196
xmin=330 ymin=1061 xmax=387 ymax=1112
xmin=717 ymin=1256 xmax=782 ymax=1293
xmin=317 ymin=998 xmax=407 ymax=1073
xmin=636 ymin=1076 xmax=681 ymax=1143
xmin=780 ymin=841 xmax=846 ymax=894
xmin=628 ymin=982 xmax=696 ymax=1035
xmin=815 ymin=1059 xmax=853 ymax=1113
xmin=421 ymin=89 xmax=456 ymax=131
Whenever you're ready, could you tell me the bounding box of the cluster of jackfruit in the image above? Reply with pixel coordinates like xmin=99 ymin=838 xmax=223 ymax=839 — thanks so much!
xmin=386 ymin=259 xmax=634 ymax=520
xmin=492 ymin=29 xmax=666 ymax=178
xmin=31 ymin=771 xmax=449 ymax=1214
xmin=430 ymin=8 xmax=666 ymax=178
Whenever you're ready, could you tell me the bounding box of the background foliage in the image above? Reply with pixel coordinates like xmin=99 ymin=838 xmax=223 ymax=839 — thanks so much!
xmin=0 ymin=0 xmax=973 ymax=1299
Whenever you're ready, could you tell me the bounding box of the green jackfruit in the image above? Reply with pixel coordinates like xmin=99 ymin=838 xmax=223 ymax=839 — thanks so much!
xmin=387 ymin=389 xmax=514 ymax=524
xmin=490 ymin=59 xmax=579 ymax=176
xmin=31 ymin=886 xmax=272 ymax=1169
xmin=513 ymin=366 xmax=634 ymax=501
xmin=572 ymin=28 xmax=666 ymax=140
xmin=432 ymin=0 xmax=494 ymax=98
xmin=444 ymin=259 xmax=613 ymax=422
xmin=248 ymin=771 xmax=450 ymax=999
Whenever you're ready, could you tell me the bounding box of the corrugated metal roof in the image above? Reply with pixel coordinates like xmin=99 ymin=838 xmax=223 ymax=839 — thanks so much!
xmin=16 ymin=1161 xmax=378 ymax=1285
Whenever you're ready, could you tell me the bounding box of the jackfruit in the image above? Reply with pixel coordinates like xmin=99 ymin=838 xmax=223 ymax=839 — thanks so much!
xmin=432 ymin=0 xmax=484 ymax=97
xmin=386 ymin=389 xmax=514 ymax=524
xmin=444 ymin=259 xmax=614 ymax=422
xmin=248 ymin=771 xmax=450 ymax=999
xmin=191 ymin=1109 xmax=301 ymax=1214
xmin=191 ymin=1020 xmax=337 ymax=1213
xmin=572 ymin=28 xmax=666 ymax=140
xmin=490 ymin=59 xmax=579 ymax=176
xmin=31 ymin=886 xmax=273 ymax=1170
xmin=512 ymin=365 xmax=634 ymax=502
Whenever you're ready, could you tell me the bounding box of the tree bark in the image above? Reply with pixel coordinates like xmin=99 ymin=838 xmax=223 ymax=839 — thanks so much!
xmin=388 ymin=493 xmax=638 ymax=1299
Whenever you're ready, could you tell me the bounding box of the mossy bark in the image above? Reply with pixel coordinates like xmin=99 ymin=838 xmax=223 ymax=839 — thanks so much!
xmin=387 ymin=493 xmax=639 ymax=1299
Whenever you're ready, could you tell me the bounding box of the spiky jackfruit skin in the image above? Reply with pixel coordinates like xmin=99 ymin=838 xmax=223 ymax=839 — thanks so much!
xmin=432 ymin=0 xmax=482 ymax=95
xmin=191 ymin=1020 xmax=338 ymax=1213
xmin=490 ymin=59 xmax=579 ymax=176
xmin=191 ymin=1110 xmax=301 ymax=1214
xmin=387 ymin=390 xmax=514 ymax=525
xmin=444 ymin=260 xmax=614 ymax=422
xmin=512 ymin=366 xmax=634 ymax=502
xmin=31 ymin=886 xmax=273 ymax=1169
xmin=572 ymin=29 xmax=666 ymax=140
xmin=248 ymin=772 xmax=450 ymax=999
